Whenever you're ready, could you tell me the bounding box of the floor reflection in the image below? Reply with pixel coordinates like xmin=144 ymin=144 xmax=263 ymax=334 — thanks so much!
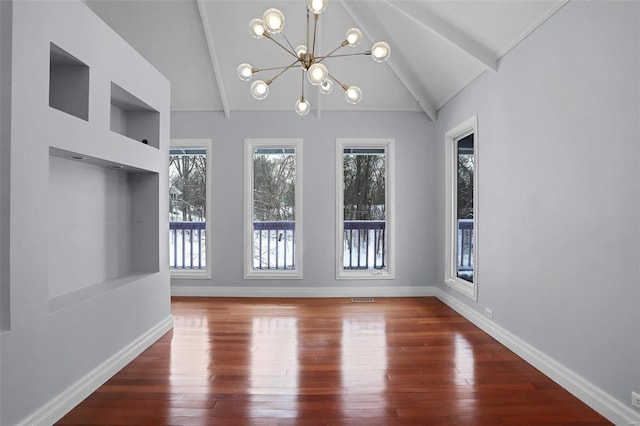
xmin=341 ymin=316 xmax=388 ymax=391
xmin=250 ymin=316 xmax=299 ymax=416
xmin=170 ymin=315 xmax=212 ymax=386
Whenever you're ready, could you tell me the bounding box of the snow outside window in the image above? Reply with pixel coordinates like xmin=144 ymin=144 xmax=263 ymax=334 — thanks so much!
xmin=244 ymin=139 xmax=303 ymax=279
xmin=169 ymin=139 xmax=212 ymax=279
xmin=336 ymin=138 xmax=395 ymax=280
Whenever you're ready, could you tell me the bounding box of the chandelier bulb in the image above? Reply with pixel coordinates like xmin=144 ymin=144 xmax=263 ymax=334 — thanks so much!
xmin=307 ymin=63 xmax=328 ymax=86
xmin=371 ymin=41 xmax=391 ymax=63
xmin=295 ymin=45 xmax=308 ymax=58
xmin=248 ymin=18 xmax=265 ymax=39
xmin=237 ymin=63 xmax=254 ymax=81
xmin=263 ymin=8 xmax=285 ymax=34
xmin=345 ymin=28 xmax=363 ymax=47
xmin=345 ymin=86 xmax=362 ymax=104
xmin=320 ymin=79 xmax=334 ymax=95
xmin=250 ymin=80 xmax=270 ymax=100
xmin=295 ymin=98 xmax=310 ymax=115
xmin=307 ymin=0 xmax=328 ymax=14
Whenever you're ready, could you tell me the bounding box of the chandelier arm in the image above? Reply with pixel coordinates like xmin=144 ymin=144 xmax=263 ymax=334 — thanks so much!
xmin=317 ymin=51 xmax=372 ymax=61
xmin=315 ymin=41 xmax=351 ymax=63
xmin=280 ymin=32 xmax=297 ymax=57
xmin=306 ymin=10 xmax=310 ymax=55
xmin=264 ymin=33 xmax=298 ymax=59
xmin=255 ymin=64 xmax=303 ymax=73
xmin=312 ymin=13 xmax=319 ymax=56
xmin=301 ymin=67 xmax=305 ymax=100
xmin=266 ymin=59 xmax=301 ymax=85
xmin=328 ymin=73 xmax=349 ymax=92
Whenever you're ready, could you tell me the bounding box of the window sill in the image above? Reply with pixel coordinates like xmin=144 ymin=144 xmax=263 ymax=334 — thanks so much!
xmin=444 ymin=277 xmax=477 ymax=300
xmin=244 ymin=270 xmax=302 ymax=280
xmin=171 ymin=270 xmax=211 ymax=280
xmin=337 ymin=269 xmax=395 ymax=280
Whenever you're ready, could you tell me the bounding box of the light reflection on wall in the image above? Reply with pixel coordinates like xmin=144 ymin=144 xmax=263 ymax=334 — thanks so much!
xmin=340 ymin=317 xmax=388 ymax=392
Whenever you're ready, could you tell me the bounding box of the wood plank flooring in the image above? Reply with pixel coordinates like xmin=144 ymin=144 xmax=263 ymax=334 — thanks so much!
xmin=57 ymin=297 xmax=611 ymax=425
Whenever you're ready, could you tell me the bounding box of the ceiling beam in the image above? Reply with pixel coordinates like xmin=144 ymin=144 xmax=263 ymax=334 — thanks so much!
xmin=382 ymin=0 xmax=499 ymax=72
xmin=341 ymin=1 xmax=438 ymax=122
xmin=196 ymin=0 xmax=230 ymax=118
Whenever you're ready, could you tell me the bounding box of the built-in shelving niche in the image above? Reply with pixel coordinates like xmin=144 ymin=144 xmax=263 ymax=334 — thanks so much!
xmin=48 ymin=147 xmax=159 ymax=313
xmin=49 ymin=43 xmax=89 ymax=121
xmin=110 ymin=82 xmax=160 ymax=149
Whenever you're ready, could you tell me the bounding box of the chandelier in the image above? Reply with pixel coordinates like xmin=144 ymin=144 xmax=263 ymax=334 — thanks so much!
xmin=237 ymin=0 xmax=391 ymax=115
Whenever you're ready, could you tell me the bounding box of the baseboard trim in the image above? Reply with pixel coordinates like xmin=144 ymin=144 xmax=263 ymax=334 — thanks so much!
xmin=434 ymin=288 xmax=640 ymax=426
xmin=18 ymin=315 xmax=174 ymax=426
xmin=171 ymin=285 xmax=436 ymax=298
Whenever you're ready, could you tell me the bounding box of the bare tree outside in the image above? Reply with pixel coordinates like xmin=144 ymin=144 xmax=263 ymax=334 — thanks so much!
xmin=342 ymin=148 xmax=386 ymax=270
xmin=169 ymin=149 xmax=206 ymax=222
xmin=169 ymin=148 xmax=207 ymax=270
xmin=252 ymin=148 xmax=297 ymax=270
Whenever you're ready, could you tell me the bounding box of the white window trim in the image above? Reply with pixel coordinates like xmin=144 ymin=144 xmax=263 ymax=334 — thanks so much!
xmin=336 ymin=138 xmax=395 ymax=280
xmin=169 ymin=138 xmax=213 ymax=280
xmin=244 ymin=138 xmax=303 ymax=279
xmin=444 ymin=116 xmax=478 ymax=300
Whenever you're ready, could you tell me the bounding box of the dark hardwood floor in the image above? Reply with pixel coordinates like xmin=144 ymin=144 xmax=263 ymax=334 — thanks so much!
xmin=57 ymin=297 xmax=611 ymax=425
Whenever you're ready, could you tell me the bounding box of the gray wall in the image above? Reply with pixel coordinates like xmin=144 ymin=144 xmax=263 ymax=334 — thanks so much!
xmin=434 ymin=0 xmax=640 ymax=410
xmin=1 ymin=0 xmax=12 ymax=331
xmin=170 ymin=111 xmax=437 ymax=293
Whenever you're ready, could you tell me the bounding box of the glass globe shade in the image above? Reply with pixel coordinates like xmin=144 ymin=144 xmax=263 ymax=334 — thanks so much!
xmin=263 ymin=8 xmax=285 ymax=34
xmin=295 ymin=45 xmax=308 ymax=58
xmin=237 ymin=63 xmax=253 ymax=81
xmin=250 ymin=80 xmax=269 ymax=100
xmin=307 ymin=63 xmax=328 ymax=86
xmin=295 ymin=98 xmax=310 ymax=115
xmin=320 ymin=79 xmax=334 ymax=95
xmin=345 ymin=28 xmax=362 ymax=47
xmin=371 ymin=41 xmax=391 ymax=63
xmin=307 ymin=0 xmax=328 ymax=14
xmin=248 ymin=18 xmax=265 ymax=39
xmin=344 ymin=86 xmax=362 ymax=104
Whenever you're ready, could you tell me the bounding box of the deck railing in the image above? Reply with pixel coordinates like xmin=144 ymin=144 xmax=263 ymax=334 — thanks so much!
xmin=169 ymin=219 xmax=472 ymax=273
xmin=343 ymin=220 xmax=386 ymax=270
xmin=169 ymin=221 xmax=206 ymax=270
xmin=457 ymin=219 xmax=474 ymax=272
xmin=253 ymin=221 xmax=296 ymax=270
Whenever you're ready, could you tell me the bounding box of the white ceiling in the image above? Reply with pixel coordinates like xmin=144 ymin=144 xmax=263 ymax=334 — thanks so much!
xmin=86 ymin=0 xmax=568 ymax=121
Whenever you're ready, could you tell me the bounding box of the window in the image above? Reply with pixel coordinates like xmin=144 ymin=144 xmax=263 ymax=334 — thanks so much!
xmin=445 ymin=117 xmax=478 ymax=299
xmin=169 ymin=139 xmax=212 ymax=278
xmin=244 ymin=139 xmax=302 ymax=279
xmin=337 ymin=138 xmax=395 ymax=279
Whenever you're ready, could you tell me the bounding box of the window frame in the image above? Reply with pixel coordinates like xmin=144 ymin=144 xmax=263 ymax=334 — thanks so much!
xmin=169 ymin=138 xmax=213 ymax=279
xmin=444 ymin=116 xmax=478 ymax=300
xmin=244 ymin=138 xmax=303 ymax=279
xmin=336 ymin=138 xmax=395 ymax=280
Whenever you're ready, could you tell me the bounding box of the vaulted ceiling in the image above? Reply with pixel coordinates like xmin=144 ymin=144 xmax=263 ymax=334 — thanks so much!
xmin=86 ymin=0 xmax=567 ymax=121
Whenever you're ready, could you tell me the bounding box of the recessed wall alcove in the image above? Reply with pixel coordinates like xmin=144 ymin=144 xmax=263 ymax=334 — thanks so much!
xmin=49 ymin=43 xmax=89 ymax=121
xmin=110 ymin=82 xmax=160 ymax=149
xmin=47 ymin=147 xmax=159 ymax=312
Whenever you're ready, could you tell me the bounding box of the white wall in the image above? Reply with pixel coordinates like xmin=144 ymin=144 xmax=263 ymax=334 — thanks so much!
xmin=0 ymin=1 xmax=172 ymax=424
xmin=170 ymin=111 xmax=437 ymax=295
xmin=435 ymin=0 xmax=640 ymax=416
xmin=0 ymin=0 xmax=12 ymax=331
